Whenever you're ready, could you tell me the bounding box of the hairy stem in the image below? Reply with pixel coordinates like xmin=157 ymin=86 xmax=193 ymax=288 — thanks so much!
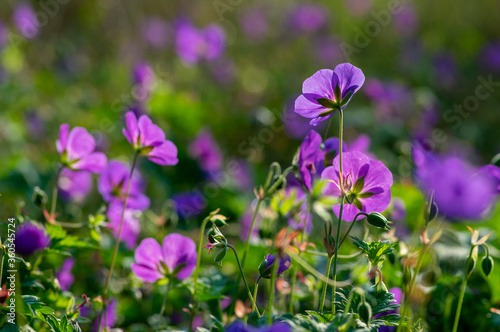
xmin=319 ymin=255 xmax=333 ymax=312
xmin=452 ymin=245 xmax=475 ymax=332
xmin=228 ymin=244 xmax=259 ymax=316
xmin=331 ymin=198 xmax=344 ymax=314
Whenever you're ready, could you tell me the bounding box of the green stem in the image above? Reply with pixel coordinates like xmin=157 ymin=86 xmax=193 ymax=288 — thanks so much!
xmin=343 ymin=287 xmax=356 ymax=316
xmin=452 ymin=245 xmax=475 ymax=332
xmin=158 ymin=281 xmax=171 ymax=332
xmin=331 ymin=197 xmax=344 ymax=314
xmin=50 ymin=166 xmax=63 ymax=217
xmin=267 ymin=255 xmax=278 ymax=324
xmin=289 ymin=196 xmax=311 ymax=313
xmin=252 ymin=277 xmax=260 ymax=312
xmin=228 ymin=244 xmax=260 ymax=316
xmin=338 ymin=213 xmax=366 ymax=248
xmin=99 ymin=152 xmax=139 ymax=332
xmin=189 ymin=216 xmax=211 ymax=332
xmin=319 ymin=255 xmax=333 ymax=312
xmin=338 ymin=110 xmax=344 ymax=182
xmin=0 ymin=247 xmax=5 ymax=286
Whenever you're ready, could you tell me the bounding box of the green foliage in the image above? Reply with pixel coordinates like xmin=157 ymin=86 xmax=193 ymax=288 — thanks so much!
xmin=46 ymin=225 xmax=96 ymax=253
xmin=351 ymin=237 xmax=397 ymax=269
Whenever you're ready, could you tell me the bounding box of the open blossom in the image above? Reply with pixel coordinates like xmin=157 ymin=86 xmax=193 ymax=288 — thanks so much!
xmin=173 ymin=191 xmax=207 ymax=219
xmin=56 ymin=258 xmax=75 ymax=291
xmin=296 ymin=130 xmax=324 ymax=191
xmin=123 ymin=112 xmax=179 ymax=166
xmin=107 ymin=202 xmax=140 ymax=249
xmin=322 ymin=151 xmax=393 ymax=222
xmin=58 ymin=168 xmax=93 ymax=203
xmin=98 ymin=160 xmax=150 ymax=210
xmin=295 ymin=63 xmax=365 ymax=125
xmin=189 ymin=129 xmax=223 ymax=173
xmin=131 ymin=234 xmax=197 ymax=282
xmin=14 ymin=223 xmax=51 ymax=256
xmin=56 ymin=124 xmax=107 ymax=173
xmin=414 ymin=147 xmax=496 ymax=221
xmin=175 ymin=19 xmax=225 ymax=65
xmin=13 ymin=2 xmax=39 ymax=39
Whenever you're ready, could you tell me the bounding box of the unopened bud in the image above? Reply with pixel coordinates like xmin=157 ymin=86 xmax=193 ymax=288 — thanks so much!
xmin=481 ymin=256 xmax=494 ymax=278
xmin=358 ymin=301 xmax=372 ymax=325
xmin=32 ymin=186 xmax=48 ymax=207
xmin=366 ymin=212 xmax=390 ymax=230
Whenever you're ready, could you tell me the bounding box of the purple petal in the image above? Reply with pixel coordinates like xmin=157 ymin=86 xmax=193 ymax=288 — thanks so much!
xmin=321 ymin=166 xmax=342 ymax=197
xmin=107 ymin=203 xmax=140 ymax=250
xmin=333 ymin=63 xmax=365 ymax=99
xmin=71 ymin=152 xmax=107 ymax=173
xmin=134 ymin=238 xmax=164 ymax=270
xmin=131 ymin=263 xmax=163 ymax=283
xmin=162 ymin=233 xmax=197 ymax=280
xmin=126 ymin=193 xmax=151 ymax=211
xmin=65 ymin=127 xmax=96 ymax=161
xmin=137 ymin=115 xmax=165 ymax=147
xmin=124 ymin=111 xmax=139 ymax=145
xmin=148 ymin=140 xmax=179 ymax=166
xmin=363 ymin=159 xmax=394 ymax=192
xmin=203 ymin=24 xmax=225 ymax=60
xmin=332 ymin=202 xmax=360 ymax=222
xmin=294 ymin=94 xmax=328 ymax=119
xmin=56 ymin=124 xmax=69 ymax=154
xmin=302 ymin=69 xmax=335 ymax=99
xmin=348 ymin=134 xmax=371 ymax=153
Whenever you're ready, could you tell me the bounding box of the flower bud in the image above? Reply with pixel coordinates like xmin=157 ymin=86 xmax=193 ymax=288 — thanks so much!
xmin=32 ymin=186 xmax=48 ymax=208
xmin=207 ymin=228 xmax=217 ymax=244
xmin=481 ymin=256 xmax=494 ymax=278
xmin=366 ymin=212 xmax=390 ymax=231
xmin=466 ymin=257 xmax=476 ymax=278
xmin=357 ymin=301 xmax=372 ymax=325
xmin=212 ymin=217 xmax=227 ymax=228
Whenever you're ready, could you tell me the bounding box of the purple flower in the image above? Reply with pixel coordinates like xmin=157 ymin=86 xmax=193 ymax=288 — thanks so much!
xmin=96 ymin=299 xmax=117 ymax=331
xmin=289 ymin=5 xmax=327 ymax=33
xmin=189 ymin=129 xmax=223 ymax=173
xmin=13 ymin=3 xmax=39 ymax=39
xmin=414 ymin=148 xmax=496 ymax=221
xmin=107 ymin=202 xmax=140 ymax=249
xmin=14 ymin=224 xmax=51 ymax=256
xmin=315 ymin=38 xmax=343 ymax=66
xmin=98 ymin=160 xmax=150 ymax=211
xmin=240 ymin=7 xmax=268 ymax=42
xmin=141 ymin=17 xmax=169 ymax=49
xmin=296 ymin=130 xmax=324 ymax=191
xmin=56 ymin=258 xmax=75 ymax=291
xmin=131 ymin=234 xmax=197 ymax=282
xmin=294 ymin=63 xmax=365 ymax=125
xmin=324 ymin=134 xmax=372 ymax=166
xmin=132 ymin=62 xmax=155 ymax=102
xmin=285 ymin=187 xmax=313 ymax=234
xmin=58 ymin=168 xmax=93 ymax=203
xmin=173 ymin=191 xmax=207 ymax=219
xmin=479 ymin=165 xmax=500 ymax=193
xmin=393 ymin=3 xmax=418 ymax=36
xmin=56 ymin=124 xmax=107 ymax=173
xmin=321 ymin=151 xmax=393 ymax=222
xmin=175 ymin=19 xmax=225 ymax=65
xmin=345 ymin=0 xmax=373 ymax=17
xmin=376 ymin=287 xmax=402 ymax=331
xmin=364 ymin=79 xmax=413 ymax=122
xmin=259 ymin=253 xmax=292 ymax=279
xmin=388 ymin=197 xmax=407 ymax=222
xmin=432 ymin=52 xmax=458 ymax=90
xmin=122 ymin=111 xmax=179 ymax=166
xmin=226 ymin=321 xmax=291 ymax=332
xmin=479 ymin=42 xmax=500 ymax=72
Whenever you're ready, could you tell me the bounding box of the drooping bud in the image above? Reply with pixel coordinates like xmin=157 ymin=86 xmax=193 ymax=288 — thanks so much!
xmin=481 ymin=256 xmax=494 ymax=278
xmin=366 ymin=212 xmax=391 ymax=231
xmin=32 ymin=186 xmax=48 ymax=208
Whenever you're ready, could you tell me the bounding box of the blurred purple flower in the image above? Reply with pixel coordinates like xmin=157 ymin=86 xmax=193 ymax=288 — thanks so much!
xmin=131 ymin=234 xmax=197 ymax=282
xmin=175 ymin=19 xmax=225 ymax=65
xmin=479 ymin=42 xmax=500 ymax=72
xmin=377 ymin=287 xmax=402 ymax=332
xmin=324 ymin=134 xmax=372 ymax=166
xmin=479 ymin=165 xmax=500 ymax=193
xmin=322 ymin=151 xmax=393 ymax=222
xmin=282 ymin=100 xmax=326 ymax=139
xmin=414 ymin=147 xmax=496 ymax=221
xmin=189 ymin=129 xmax=223 ymax=173
xmin=240 ymin=8 xmax=268 ymax=42
xmin=315 ymin=38 xmax=343 ymax=66
xmin=107 ymin=202 xmax=140 ymax=250
xmin=210 ymin=58 xmax=236 ymax=85
xmin=227 ymin=158 xmax=253 ymax=191
xmin=98 ymin=160 xmax=150 ymax=211
xmin=141 ymin=17 xmax=169 ymax=49
xmin=25 ymin=110 xmax=45 ymax=140
xmin=240 ymin=207 xmax=262 ymax=242
xmin=286 ymin=187 xmax=313 ymax=234
xmin=132 ymin=61 xmax=155 ymax=102
xmin=388 ymin=197 xmax=407 ymax=222
xmin=173 ymin=191 xmax=207 ymax=219
xmin=432 ymin=52 xmax=458 ymax=90
xmin=56 ymin=124 xmax=107 ymax=173
xmin=364 ymin=79 xmax=413 ymax=122
xmin=295 ymin=63 xmax=365 ymax=125
xmin=56 ymin=258 xmax=75 ymax=291
xmin=13 ymin=2 xmax=39 ymax=39
xmin=96 ymin=299 xmax=117 ymax=331
xmin=123 ymin=111 xmax=179 ymax=166
xmin=344 ymin=0 xmax=373 ymax=17
xmin=58 ymin=168 xmax=93 ymax=203
xmin=394 ymin=3 xmax=418 ymax=36
xmin=259 ymin=253 xmax=292 ymax=279
xmin=227 ymin=321 xmax=291 ymax=332
xmin=289 ymin=4 xmax=327 ymax=33
xmin=14 ymin=224 xmax=50 ymax=256
xmin=296 ymin=130 xmax=324 ymax=191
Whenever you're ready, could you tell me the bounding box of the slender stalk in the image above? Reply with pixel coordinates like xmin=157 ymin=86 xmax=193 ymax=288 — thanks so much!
xmin=252 ymin=277 xmax=260 ymax=312
xmin=452 ymin=245 xmax=475 ymax=332
xmin=338 ymin=213 xmax=366 ymax=248
xmin=343 ymin=287 xmax=356 ymax=316
xmin=50 ymin=166 xmax=63 ymax=217
xmin=189 ymin=216 xmax=211 ymax=331
xmin=338 ymin=110 xmax=344 ymax=186
xmin=0 ymin=247 xmax=5 ymax=286
xmin=289 ymin=197 xmax=311 ymax=313
xmin=99 ymin=152 xmax=139 ymax=332
xmin=228 ymin=244 xmax=260 ymax=316
xmin=305 ymin=250 xmax=362 ymax=259
xmin=158 ymin=281 xmax=171 ymax=332
xmin=267 ymin=255 xmax=278 ymax=324
xmin=319 ymin=255 xmax=333 ymax=312
xmin=331 ymin=199 xmax=344 ymax=314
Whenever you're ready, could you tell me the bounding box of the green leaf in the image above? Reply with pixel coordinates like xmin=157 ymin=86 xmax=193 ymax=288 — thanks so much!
xmin=351 ymin=236 xmax=397 ymax=268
